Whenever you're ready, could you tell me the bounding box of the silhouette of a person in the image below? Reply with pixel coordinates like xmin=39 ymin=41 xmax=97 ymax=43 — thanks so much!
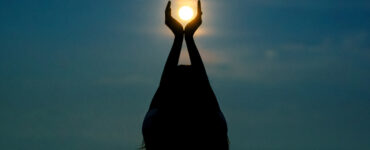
xmin=142 ymin=1 xmax=228 ymax=149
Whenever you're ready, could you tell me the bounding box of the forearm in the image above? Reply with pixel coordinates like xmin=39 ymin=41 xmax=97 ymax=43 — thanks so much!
xmin=166 ymin=35 xmax=183 ymax=68
xmin=185 ymin=35 xmax=205 ymax=71
xmin=160 ymin=35 xmax=183 ymax=84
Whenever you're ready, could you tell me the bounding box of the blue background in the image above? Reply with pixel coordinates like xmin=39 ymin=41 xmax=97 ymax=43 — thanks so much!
xmin=1 ymin=0 xmax=370 ymax=149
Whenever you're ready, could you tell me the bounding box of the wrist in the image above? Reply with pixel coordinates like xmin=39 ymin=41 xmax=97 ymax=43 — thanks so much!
xmin=174 ymin=34 xmax=184 ymax=39
xmin=185 ymin=34 xmax=194 ymax=40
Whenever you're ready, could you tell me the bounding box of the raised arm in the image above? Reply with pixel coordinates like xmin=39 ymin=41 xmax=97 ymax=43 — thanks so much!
xmin=185 ymin=0 xmax=208 ymax=78
xmin=160 ymin=1 xmax=184 ymax=85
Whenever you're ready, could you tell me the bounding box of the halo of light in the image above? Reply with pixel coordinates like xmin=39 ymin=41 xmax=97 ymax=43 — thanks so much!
xmin=179 ymin=6 xmax=194 ymax=21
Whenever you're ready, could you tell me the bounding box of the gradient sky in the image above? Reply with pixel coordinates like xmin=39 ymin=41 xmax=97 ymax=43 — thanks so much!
xmin=1 ymin=0 xmax=370 ymax=149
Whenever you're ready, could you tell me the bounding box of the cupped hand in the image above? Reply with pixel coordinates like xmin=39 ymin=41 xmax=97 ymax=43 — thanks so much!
xmin=165 ymin=1 xmax=183 ymax=36
xmin=185 ymin=0 xmax=202 ymax=37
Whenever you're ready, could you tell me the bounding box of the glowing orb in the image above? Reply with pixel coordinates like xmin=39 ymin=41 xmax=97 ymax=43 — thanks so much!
xmin=179 ymin=6 xmax=194 ymax=21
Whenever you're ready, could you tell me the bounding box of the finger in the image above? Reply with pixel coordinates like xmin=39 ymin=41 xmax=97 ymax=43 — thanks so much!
xmin=166 ymin=1 xmax=171 ymax=13
xmin=198 ymin=0 xmax=202 ymax=15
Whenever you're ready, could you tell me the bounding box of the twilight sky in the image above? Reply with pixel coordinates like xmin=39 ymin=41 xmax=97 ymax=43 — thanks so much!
xmin=1 ymin=0 xmax=370 ymax=149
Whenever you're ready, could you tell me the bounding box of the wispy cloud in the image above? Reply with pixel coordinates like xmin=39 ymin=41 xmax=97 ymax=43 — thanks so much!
xmin=203 ymin=31 xmax=370 ymax=84
xmin=97 ymin=74 xmax=156 ymax=86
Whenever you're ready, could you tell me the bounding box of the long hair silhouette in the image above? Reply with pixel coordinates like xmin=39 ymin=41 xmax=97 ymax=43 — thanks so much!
xmin=142 ymin=1 xmax=228 ymax=149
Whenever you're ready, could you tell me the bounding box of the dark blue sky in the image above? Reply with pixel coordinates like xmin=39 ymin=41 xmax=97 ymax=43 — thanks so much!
xmin=1 ymin=0 xmax=370 ymax=149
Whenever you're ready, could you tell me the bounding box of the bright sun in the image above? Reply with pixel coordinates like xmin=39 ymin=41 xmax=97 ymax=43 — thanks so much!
xmin=179 ymin=6 xmax=194 ymax=21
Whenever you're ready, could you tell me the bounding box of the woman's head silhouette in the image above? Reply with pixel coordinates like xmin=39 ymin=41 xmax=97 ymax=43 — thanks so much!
xmin=173 ymin=65 xmax=196 ymax=85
